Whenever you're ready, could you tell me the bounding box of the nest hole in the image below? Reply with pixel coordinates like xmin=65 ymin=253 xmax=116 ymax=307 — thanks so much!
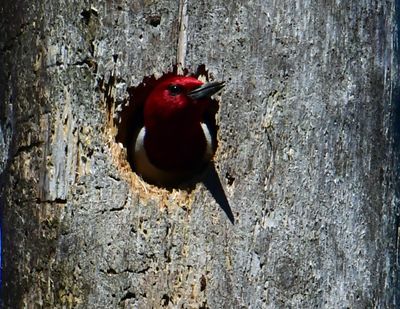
xmin=115 ymin=65 xmax=221 ymax=190
xmin=147 ymin=15 xmax=161 ymax=27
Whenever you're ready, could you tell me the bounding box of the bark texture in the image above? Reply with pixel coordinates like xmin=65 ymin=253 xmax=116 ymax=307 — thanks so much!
xmin=0 ymin=0 xmax=399 ymax=308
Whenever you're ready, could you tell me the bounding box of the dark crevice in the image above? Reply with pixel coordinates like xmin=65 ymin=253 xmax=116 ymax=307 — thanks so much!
xmin=147 ymin=15 xmax=161 ymax=27
xmin=200 ymin=274 xmax=207 ymax=291
xmin=199 ymin=300 xmax=209 ymax=309
xmin=99 ymin=74 xmax=116 ymax=123
xmin=35 ymin=197 xmax=67 ymax=204
xmin=225 ymin=172 xmax=235 ymax=185
xmin=73 ymin=57 xmax=97 ymax=71
xmin=164 ymin=249 xmax=171 ymax=263
xmin=100 ymin=267 xmax=136 ymax=275
xmin=120 ymin=291 xmax=136 ymax=302
xmin=109 ymin=206 xmax=124 ymax=212
xmin=161 ymin=294 xmax=170 ymax=306
xmin=15 ymin=141 xmax=44 ymax=155
xmin=80 ymin=8 xmax=98 ymax=25
xmin=108 ymin=173 xmax=121 ymax=182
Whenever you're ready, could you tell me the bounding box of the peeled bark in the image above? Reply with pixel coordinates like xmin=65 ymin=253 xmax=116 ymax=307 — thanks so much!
xmin=0 ymin=0 xmax=398 ymax=308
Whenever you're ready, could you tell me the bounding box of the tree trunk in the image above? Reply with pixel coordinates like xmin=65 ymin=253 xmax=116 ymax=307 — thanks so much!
xmin=0 ymin=0 xmax=398 ymax=308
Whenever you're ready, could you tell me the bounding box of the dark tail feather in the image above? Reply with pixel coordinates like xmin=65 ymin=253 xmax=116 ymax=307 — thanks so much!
xmin=202 ymin=164 xmax=235 ymax=224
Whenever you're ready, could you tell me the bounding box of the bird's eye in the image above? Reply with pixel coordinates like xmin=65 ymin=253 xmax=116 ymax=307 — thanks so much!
xmin=168 ymin=84 xmax=184 ymax=96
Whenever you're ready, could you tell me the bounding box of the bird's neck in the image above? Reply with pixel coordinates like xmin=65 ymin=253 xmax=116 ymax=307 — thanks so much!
xmin=144 ymin=120 xmax=208 ymax=171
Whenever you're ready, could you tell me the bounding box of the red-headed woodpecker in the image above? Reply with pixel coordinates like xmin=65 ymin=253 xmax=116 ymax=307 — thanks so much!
xmin=132 ymin=75 xmax=225 ymax=186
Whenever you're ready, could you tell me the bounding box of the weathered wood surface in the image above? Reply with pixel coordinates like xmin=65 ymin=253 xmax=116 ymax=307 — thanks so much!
xmin=0 ymin=0 xmax=398 ymax=308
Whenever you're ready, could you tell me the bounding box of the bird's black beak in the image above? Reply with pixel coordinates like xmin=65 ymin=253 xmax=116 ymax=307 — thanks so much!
xmin=187 ymin=81 xmax=225 ymax=100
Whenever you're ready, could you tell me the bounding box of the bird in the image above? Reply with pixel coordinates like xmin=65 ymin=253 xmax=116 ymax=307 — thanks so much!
xmin=131 ymin=75 xmax=225 ymax=187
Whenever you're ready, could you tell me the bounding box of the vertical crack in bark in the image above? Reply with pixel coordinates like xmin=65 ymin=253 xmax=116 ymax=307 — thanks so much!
xmin=177 ymin=0 xmax=188 ymax=75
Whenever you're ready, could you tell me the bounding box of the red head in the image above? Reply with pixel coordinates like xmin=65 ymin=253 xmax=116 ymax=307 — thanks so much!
xmin=144 ymin=76 xmax=205 ymax=129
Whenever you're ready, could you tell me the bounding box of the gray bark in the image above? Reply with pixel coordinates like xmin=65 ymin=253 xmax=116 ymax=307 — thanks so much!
xmin=0 ymin=0 xmax=398 ymax=308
